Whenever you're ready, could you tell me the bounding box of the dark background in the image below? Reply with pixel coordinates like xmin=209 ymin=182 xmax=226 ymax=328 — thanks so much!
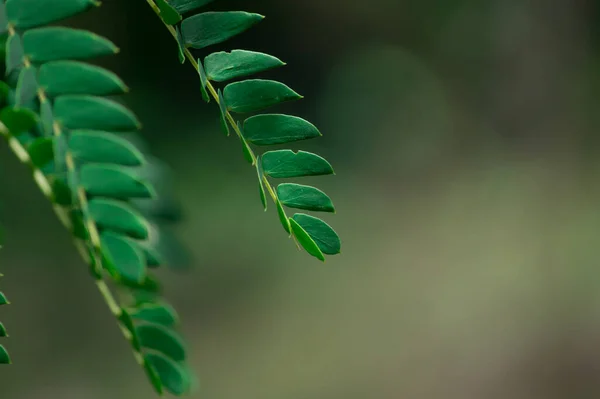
xmin=3 ymin=0 xmax=600 ymax=398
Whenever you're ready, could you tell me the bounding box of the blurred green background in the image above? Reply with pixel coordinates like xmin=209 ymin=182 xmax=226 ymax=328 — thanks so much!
xmin=4 ymin=0 xmax=600 ymax=397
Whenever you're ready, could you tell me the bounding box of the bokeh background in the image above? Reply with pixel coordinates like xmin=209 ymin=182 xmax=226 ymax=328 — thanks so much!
xmin=3 ymin=0 xmax=600 ymax=398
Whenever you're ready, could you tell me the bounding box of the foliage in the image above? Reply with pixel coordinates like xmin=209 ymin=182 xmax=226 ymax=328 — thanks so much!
xmin=0 ymin=0 xmax=341 ymax=396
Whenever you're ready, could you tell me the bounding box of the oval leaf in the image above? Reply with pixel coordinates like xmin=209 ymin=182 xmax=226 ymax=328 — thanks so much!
xmin=262 ymin=150 xmax=334 ymax=178
xmin=224 ymin=80 xmax=302 ymax=113
xmin=100 ymin=232 xmax=147 ymax=284
xmin=131 ymin=303 xmax=179 ymax=327
xmin=0 ymin=345 xmax=10 ymax=364
xmin=27 ymin=137 xmax=54 ymax=168
xmin=5 ymin=33 xmax=24 ymax=76
xmin=181 ymin=11 xmax=263 ymax=49
xmin=15 ymin=65 xmax=38 ymax=106
xmin=6 ymin=0 xmax=98 ymax=29
xmin=88 ymin=198 xmax=149 ymax=239
xmin=0 ymin=292 xmax=9 ymax=305
xmin=289 ymin=218 xmax=325 ymax=261
xmin=276 ymin=199 xmax=291 ymax=235
xmin=0 ymin=107 xmax=37 ymax=135
xmin=169 ymin=0 xmax=214 ymax=14
xmin=80 ymin=164 xmax=155 ymax=199
xmin=244 ymin=114 xmax=320 ymax=146
xmin=155 ymin=0 xmax=181 ymax=25
xmin=39 ymin=61 xmax=127 ymax=97
xmin=144 ymin=352 xmax=191 ymax=396
xmin=277 ymin=183 xmax=334 ymax=213
xmin=136 ymin=323 xmax=186 ymax=362
xmin=23 ymin=27 xmax=118 ymax=63
xmin=204 ymin=50 xmax=285 ymax=82
xmin=54 ymin=95 xmax=140 ymax=131
xmin=69 ymin=130 xmax=144 ymax=166
xmin=292 ymin=213 xmax=341 ymax=255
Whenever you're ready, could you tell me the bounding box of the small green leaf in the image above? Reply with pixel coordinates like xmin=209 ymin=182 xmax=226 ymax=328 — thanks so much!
xmin=169 ymin=0 xmax=214 ymax=14
xmin=0 ymin=82 xmax=10 ymax=102
xmin=40 ymin=99 xmax=53 ymax=136
xmin=23 ymin=27 xmax=118 ymax=63
xmin=289 ymin=218 xmax=325 ymax=261
xmin=155 ymin=0 xmax=182 ymax=25
xmin=244 ymin=114 xmax=320 ymax=146
xmin=69 ymin=130 xmax=145 ymax=166
xmin=175 ymin=25 xmax=185 ymax=64
xmin=217 ymin=89 xmax=229 ymax=136
xmin=39 ymin=61 xmax=128 ymax=97
xmin=276 ymin=199 xmax=290 ymax=235
xmin=224 ymin=80 xmax=302 ymax=113
xmin=118 ymin=309 xmax=142 ymax=351
xmin=292 ymin=213 xmax=341 ymax=255
xmin=143 ymin=355 xmax=164 ymax=395
xmin=277 ymin=183 xmax=334 ymax=213
xmin=181 ymin=11 xmax=264 ymax=49
xmin=5 ymin=33 xmax=24 ymax=76
xmin=237 ymin=121 xmax=253 ymax=164
xmin=0 ymin=2 xmax=8 ymax=36
xmin=89 ymin=198 xmax=149 ymax=239
xmin=136 ymin=323 xmax=186 ymax=362
xmin=5 ymin=0 xmax=99 ymax=29
xmin=0 ymin=292 xmax=9 ymax=305
xmin=0 ymin=322 xmax=8 ymax=337
xmin=80 ymin=164 xmax=155 ymax=199
xmin=53 ymin=133 xmax=68 ymax=174
xmin=27 ymin=137 xmax=54 ymax=168
xmin=100 ymin=232 xmax=147 ymax=284
xmin=256 ymin=158 xmax=267 ymax=211
xmin=197 ymin=58 xmax=209 ymax=103
xmin=131 ymin=303 xmax=179 ymax=327
xmin=51 ymin=177 xmax=72 ymax=206
xmin=0 ymin=107 xmax=37 ymax=135
xmin=54 ymin=95 xmax=141 ymax=131
xmin=144 ymin=352 xmax=191 ymax=396
xmin=15 ymin=65 xmax=38 ymax=106
xmin=205 ymin=50 xmax=285 ymax=82
xmin=0 ymin=345 xmax=10 ymax=364
xmin=262 ymin=150 xmax=334 ymax=178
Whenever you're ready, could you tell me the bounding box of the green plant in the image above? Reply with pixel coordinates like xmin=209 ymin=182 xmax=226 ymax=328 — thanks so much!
xmin=0 ymin=0 xmax=340 ymax=396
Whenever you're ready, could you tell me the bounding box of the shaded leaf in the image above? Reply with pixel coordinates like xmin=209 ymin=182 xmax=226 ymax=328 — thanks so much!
xmin=169 ymin=0 xmax=214 ymax=14
xmin=181 ymin=11 xmax=263 ymax=49
xmin=0 ymin=292 xmax=8 ymax=305
xmin=0 ymin=345 xmax=10 ymax=364
xmin=136 ymin=323 xmax=186 ymax=362
xmin=15 ymin=65 xmax=37 ymax=106
xmin=292 ymin=213 xmax=341 ymax=255
xmin=5 ymin=0 xmax=98 ymax=29
xmin=144 ymin=352 xmax=190 ymax=396
xmin=277 ymin=183 xmax=334 ymax=213
xmin=131 ymin=303 xmax=179 ymax=327
xmin=89 ymin=198 xmax=149 ymax=239
xmin=0 ymin=322 xmax=7 ymax=337
xmin=276 ymin=198 xmax=290 ymax=235
xmin=23 ymin=27 xmax=118 ymax=63
xmin=224 ymin=80 xmax=302 ymax=113
xmin=244 ymin=114 xmax=320 ymax=146
xmin=80 ymin=164 xmax=155 ymax=199
xmin=100 ymin=232 xmax=147 ymax=284
xmin=0 ymin=107 xmax=37 ymax=134
xmin=256 ymin=157 xmax=267 ymax=211
xmin=262 ymin=150 xmax=334 ymax=178
xmin=39 ymin=99 xmax=53 ymax=136
xmin=54 ymin=95 xmax=140 ymax=131
xmin=27 ymin=137 xmax=53 ymax=168
xmin=39 ymin=61 xmax=127 ymax=97
xmin=5 ymin=33 xmax=23 ymax=76
xmin=289 ymin=218 xmax=325 ymax=261
xmin=217 ymin=89 xmax=229 ymax=136
xmin=197 ymin=58 xmax=209 ymax=103
xmin=155 ymin=0 xmax=181 ymax=25
xmin=204 ymin=50 xmax=285 ymax=82
xmin=175 ymin=25 xmax=185 ymax=64
xmin=69 ymin=130 xmax=144 ymax=166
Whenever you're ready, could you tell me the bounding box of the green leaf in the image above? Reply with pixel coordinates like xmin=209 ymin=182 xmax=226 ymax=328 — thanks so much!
xmin=80 ymin=164 xmax=155 ymax=199
xmin=40 ymin=99 xmax=54 ymax=136
xmin=5 ymin=0 xmax=99 ymax=29
xmin=39 ymin=61 xmax=128 ymax=97
xmin=205 ymin=50 xmax=285 ymax=82
xmin=0 ymin=292 xmax=9 ymax=305
xmin=244 ymin=114 xmax=320 ymax=146
xmin=0 ymin=345 xmax=10 ymax=364
xmin=289 ymin=218 xmax=325 ymax=261
xmin=53 ymin=133 xmax=68 ymax=174
xmin=23 ymin=27 xmax=118 ymax=63
xmin=5 ymin=33 xmax=23 ymax=76
xmin=175 ymin=25 xmax=185 ymax=64
xmin=0 ymin=82 xmax=10 ymax=102
xmin=131 ymin=303 xmax=179 ymax=327
xmin=51 ymin=177 xmax=72 ymax=206
xmin=181 ymin=11 xmax=264 ymax=49
xmin=217 ymin=89 xmax=229 ymax=136
xmin=237 ymin=121 xmax=253 ymax=164
xmin=69 ymin=130 xmax=145 ymax=166
xmin=100 ymin=232 xmax=147 ymax=284
xmin=261 ymin=150 xmax=334 ymax=178
xmin=118 ymin=309 xmax=142 ymax=351
xmin=27 ymin=137 xmax=54 ymax=168
xmin=277 ymin=183 xmax=334 ymax=213
xmin=155 ymin=0 xmax=181 ymax=25
xmin=136 ymin=323 xmax=186 ymax=362
xmin=292 ymin=213 xmax=341 ymax=255
xmin=15 ymin=65 xmax=37 ymax=106
xmin=197 ymin=58 xmax=209 ymax=103
xmin=256 ymin=158 xmax=267 ymax=211
xmin=0 ymin=107 xmax=37 ymax=135
xmin=169 ymin=0 xmax=214 ymax=14
xmin=144 ymin=352 xmax=191 ymax=396
xmin=0 ymin=322 xmax=8 ymax=337
xmin=89 ymin=198 xmax=149 ymax=239
xmin=224 ymin=80 xmax=302 ymax=113
xmin=276 ymin=199 xmax=291 ymax=235
xmin=0 ymin=2 xmax=8 ymax=36
xmin=143 ymin=355 xmax=164 ymax=395
xmin=54 ymin=95 xmax=141 ymax=131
